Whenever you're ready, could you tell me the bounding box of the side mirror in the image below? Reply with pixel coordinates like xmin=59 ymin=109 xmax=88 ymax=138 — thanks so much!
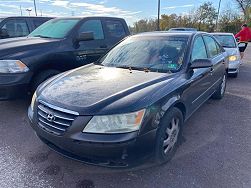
xmin=0 ymin=28 xmax=9 ymax=39
xmin=77 ymin=32 xmax=94 ymax=42
xmin=190 ymin=59 xmax=213 ymax=69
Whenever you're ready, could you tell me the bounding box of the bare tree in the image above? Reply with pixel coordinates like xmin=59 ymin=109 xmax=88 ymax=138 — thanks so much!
xmin=234 ymin=0 xmax=251 ymax=22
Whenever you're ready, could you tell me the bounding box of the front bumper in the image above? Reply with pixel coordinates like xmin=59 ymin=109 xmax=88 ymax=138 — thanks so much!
xmin=28 ymin=107 xmax=157 ymax=168
xmin=0 ymin=72 xmax=32 ymax=100
xmin=228 ymin=60 xmax=241 ymax=74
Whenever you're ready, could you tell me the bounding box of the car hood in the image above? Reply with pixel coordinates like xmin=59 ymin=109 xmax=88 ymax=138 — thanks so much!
xmin=0 ymin=37 xmax=61 ymax=59
xmin=224 ymin=47 xmax=240 ymax=56
xmin=39 ymin=64 xmax=176 ymax=115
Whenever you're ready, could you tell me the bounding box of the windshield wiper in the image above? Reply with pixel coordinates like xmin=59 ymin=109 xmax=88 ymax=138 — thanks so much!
xmin=32 ymin=35 xmax=53 ymax=39
xmin=117 ymin=66 xmax=146 ymax=72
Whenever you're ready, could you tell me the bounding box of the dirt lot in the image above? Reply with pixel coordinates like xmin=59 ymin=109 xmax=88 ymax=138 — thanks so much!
xmin=0 ymin=47 xmax=251 ymax=188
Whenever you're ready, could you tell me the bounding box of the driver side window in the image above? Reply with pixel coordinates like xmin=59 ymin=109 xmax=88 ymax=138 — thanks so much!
xmin=78 ymin=20 xmax=104 ymax=40
xmin=191 ymin=36 xmax=208 ymax=62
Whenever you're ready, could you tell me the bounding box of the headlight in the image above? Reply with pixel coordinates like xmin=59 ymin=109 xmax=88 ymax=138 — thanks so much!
xmin=83 ymin=109 xmax=146 ymax=134
xmin=229 ymin=55 xmax=237 ymax=61
xmin=30 ymin=92 xmax=37 ymax=111
xmin=0 ymin=60 xmax=29 ymax=73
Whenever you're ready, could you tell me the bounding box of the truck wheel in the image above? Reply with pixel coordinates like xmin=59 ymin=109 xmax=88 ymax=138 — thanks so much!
xmin=31 ymin=70 xmax=60 ymax=93
xmin=211 ymin=74 xmax=226 ymax=100
xmin=155 ymin=107 xmax=183 ymax=164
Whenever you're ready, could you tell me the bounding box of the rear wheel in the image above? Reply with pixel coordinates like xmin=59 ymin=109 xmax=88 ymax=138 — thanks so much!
xmin=155 ymin=107 xmax=183 ymax=164
xmin=31 ymin=70 xmax=60 ymax=93
xmin=212 ymin=74 xmax=226 ymax=100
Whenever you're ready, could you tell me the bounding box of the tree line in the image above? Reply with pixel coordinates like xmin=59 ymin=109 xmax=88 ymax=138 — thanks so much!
xmin=130 ymin=1 xmax=247 ymax=34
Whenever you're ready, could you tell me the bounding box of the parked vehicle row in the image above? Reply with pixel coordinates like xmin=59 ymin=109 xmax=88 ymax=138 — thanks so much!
xmin=0 ymin=20 xmax=236 ymax=167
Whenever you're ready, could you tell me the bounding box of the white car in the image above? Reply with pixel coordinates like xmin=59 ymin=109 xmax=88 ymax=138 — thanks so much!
xmin=212 ymin=33 xmax=241 ymax=77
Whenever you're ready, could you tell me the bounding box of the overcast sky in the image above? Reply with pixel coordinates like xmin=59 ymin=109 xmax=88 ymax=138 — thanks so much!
xmin=0 ymin=0 xmax=236 ymax=25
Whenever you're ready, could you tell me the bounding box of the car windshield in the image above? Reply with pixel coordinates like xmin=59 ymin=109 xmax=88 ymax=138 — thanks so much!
xmin=29 ymin=18 xmax=80 ymax=39
xmin=100 ymin=36 xmax=188 ymax=73
xmin=213 ymin=35 xmax=236 ymax=48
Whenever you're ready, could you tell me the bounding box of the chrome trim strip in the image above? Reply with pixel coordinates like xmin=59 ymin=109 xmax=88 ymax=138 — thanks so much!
xmin=38 ymin=105 xmax=75 ymax=121
xmin=192 ymin=78 xmax=222 ymax=104
xmin=38 ymin=112 xmax=70 ymax=127
xmin=54 ymin=114 xmax=75 ymax=121
xmin=38 ymin=118 xmax=65 ymax=131
xmin=53 ymin=120 xmax=70 ymax=127
xmin=39 ymin=100 xmax=79 ymax=115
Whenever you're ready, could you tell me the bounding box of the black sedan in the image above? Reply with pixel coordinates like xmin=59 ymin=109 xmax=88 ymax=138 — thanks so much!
xmin=28 ymin=31 xmax=228 ymax=167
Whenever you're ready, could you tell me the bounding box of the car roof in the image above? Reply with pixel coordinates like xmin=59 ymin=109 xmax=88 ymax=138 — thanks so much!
xmin=133 ymin=31 xmax=205 ymax=38
xmin=52 ymin=16 xmax=124 ymax=20
xmin=0 ymin=16 xmax=53 ymax=19
xmin=212 ymin=32 xmax=234 ymax=36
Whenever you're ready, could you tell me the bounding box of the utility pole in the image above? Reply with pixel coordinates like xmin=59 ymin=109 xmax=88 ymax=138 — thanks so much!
xmin=34 ymin=0 xmax=37 ymax=16
xmin=157 ymin=0 xmax=160 ymax=31
xmin=20 ymin=5 xmax=23 ymax=16
xmin=215 ymin=0 xmax=222 ymax=31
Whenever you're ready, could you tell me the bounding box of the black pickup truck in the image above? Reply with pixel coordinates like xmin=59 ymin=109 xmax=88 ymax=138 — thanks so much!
xmin=0 ymin=16 xmax=52 ymax=39
xmin=0 ymin=17 xmax=130 ymax=100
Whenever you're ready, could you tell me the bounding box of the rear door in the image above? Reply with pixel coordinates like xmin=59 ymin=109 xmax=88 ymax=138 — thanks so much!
xmin=203 ymin=35 xmax=226 ymax=91
xmin=102 ymin=18 xmax=128 ymax=49
xmin=74 ymin=18 xmax=108 ymax=66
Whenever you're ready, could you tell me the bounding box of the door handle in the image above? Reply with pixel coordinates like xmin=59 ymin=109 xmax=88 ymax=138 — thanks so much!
xmin=210 ymin=68 xmax=214 ymax=73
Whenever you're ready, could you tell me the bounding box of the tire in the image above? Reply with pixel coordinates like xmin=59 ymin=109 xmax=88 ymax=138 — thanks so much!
xmin=31 ymin=70 xmax=60 ymax=93
xmin=155 ymin=107 xmax=184 ymax=164
xmin=211 ymin=74 xmax=226 ymax=100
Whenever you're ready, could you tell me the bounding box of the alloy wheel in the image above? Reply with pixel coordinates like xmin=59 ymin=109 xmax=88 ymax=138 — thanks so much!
xmin=163 ymin=117 xmax=180 ymax=154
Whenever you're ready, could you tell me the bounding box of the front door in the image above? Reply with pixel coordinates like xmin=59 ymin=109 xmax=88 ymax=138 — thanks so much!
xmin=184 ymin=36 xmax=213 ymax=115
xmin=74 ymin=19 xmax=108 ymax=66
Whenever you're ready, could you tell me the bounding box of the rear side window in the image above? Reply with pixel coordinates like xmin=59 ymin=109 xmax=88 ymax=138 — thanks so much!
xmin=191 ymin=36 xmax=208 ymax=61
xmin=203 ymin=36 xmax=219 ymax=58
xmin=79 ymin=20 xmax=104 ymax=40
xmin=1 ymin=19 xmax=29 ymax=37
xmin=33 ymin=19 xmax=48 ymax=28
xmin=105 ymin=20 xmax=126 ymax=38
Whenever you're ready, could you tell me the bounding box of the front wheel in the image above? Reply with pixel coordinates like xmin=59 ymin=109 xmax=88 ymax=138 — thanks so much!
xmin=212 ymin=74 xmax=226 ymax=100
xmin=155 ymin=107 xmax=184 ymax=164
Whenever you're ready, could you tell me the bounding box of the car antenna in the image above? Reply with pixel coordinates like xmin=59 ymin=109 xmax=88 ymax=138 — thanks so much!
xmin=129 ymin=67 xmax=132 ymax=73
xmin=144 ymin=68 xmax=150 ymax=73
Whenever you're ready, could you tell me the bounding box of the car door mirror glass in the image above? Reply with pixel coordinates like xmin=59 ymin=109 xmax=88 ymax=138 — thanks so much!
xmin=77 ymin=32 xmax=94 ymax=42
xmin=190 ymin=59 xmax=213 ymax=69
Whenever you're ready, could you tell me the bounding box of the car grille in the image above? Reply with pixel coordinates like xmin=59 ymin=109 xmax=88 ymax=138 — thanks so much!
xmin=37 ymin=101 xmax=78 ymax=135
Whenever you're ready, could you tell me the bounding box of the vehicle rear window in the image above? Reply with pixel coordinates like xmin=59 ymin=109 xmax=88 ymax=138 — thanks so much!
xmin=101 ymin=36 xmax=189 ymax=73
xmin=213 ymin=35 xmax=236 ymax=48
xmin=105 ymin=20 xmax=126 ymax=38
xmin=203 ymin=36 xmax=219 ymax=58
